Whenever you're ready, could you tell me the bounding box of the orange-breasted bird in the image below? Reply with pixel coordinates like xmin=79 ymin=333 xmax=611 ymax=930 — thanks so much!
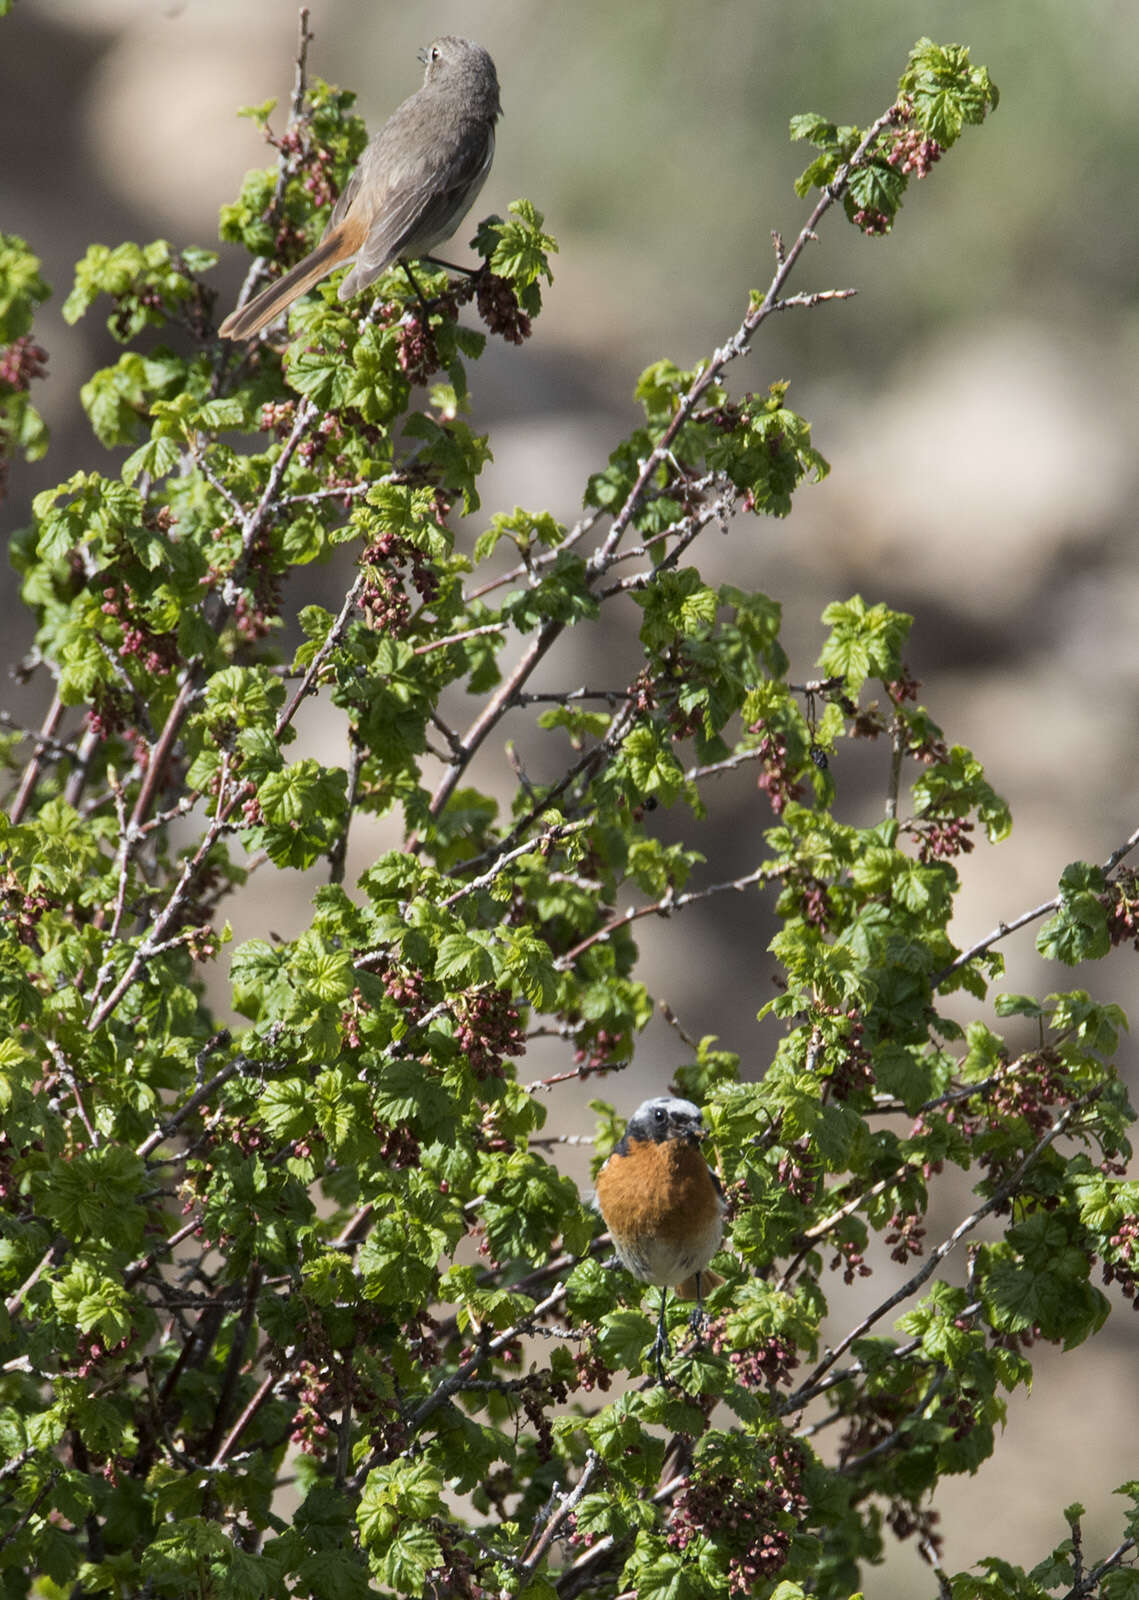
xmin=594 ymin=1095 xmax=725 ymax=1383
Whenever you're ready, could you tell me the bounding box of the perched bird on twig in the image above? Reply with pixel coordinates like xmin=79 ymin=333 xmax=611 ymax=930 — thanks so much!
xmin=219 ymin=36 xmax=501 ymax=341
xmin=594 ymin=1095 xmax=725 ymax=1384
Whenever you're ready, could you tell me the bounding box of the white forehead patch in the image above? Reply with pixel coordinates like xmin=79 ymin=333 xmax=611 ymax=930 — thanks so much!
xmin=626 ymin=1096 xmax=706 ymax=1138
xmin=637 ymin=1096 xmax=702 ymax=1120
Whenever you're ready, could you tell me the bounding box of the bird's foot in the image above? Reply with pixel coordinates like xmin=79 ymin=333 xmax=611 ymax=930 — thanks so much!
xmin=648 ymin=1327 xmax=675 ymax=1389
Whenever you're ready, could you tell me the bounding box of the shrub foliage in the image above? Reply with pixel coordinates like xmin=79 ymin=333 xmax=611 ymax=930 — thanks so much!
xmin=2 ymin=25 xmax=1137 ymax=1600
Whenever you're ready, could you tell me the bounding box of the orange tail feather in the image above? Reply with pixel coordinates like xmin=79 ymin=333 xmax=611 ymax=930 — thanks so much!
xmin=218 ymin=220 xmax=362 ymax=341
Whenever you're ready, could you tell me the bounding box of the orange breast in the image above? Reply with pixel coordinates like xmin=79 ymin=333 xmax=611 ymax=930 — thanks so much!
xmin=597 ymin=1138 xmax=723 ymax=1288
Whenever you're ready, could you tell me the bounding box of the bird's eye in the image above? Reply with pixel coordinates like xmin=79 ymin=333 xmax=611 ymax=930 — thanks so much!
xmin=653 ymin=1107 xmax=667 ymax=1123
xmin=430 ymin=44 xmax=442 ymax=61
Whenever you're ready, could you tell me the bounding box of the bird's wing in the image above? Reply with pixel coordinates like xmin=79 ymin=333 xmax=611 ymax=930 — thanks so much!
xmin=343 ymin=122 xmax=495 ymax=293
xmin=328 ymin=160 xmax=366 ymax=233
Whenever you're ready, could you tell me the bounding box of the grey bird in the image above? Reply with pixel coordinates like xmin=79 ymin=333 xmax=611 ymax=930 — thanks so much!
xmin=219 ymin=36 xmax=501 ymax=341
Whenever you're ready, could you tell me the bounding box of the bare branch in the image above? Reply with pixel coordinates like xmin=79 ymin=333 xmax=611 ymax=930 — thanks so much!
xmin=556 ymin=864 xmax=775 ymax=968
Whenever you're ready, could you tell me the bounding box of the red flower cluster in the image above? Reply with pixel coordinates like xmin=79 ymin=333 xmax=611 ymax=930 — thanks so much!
xmin=668 ymin=1435 xmax=808 ymax=1594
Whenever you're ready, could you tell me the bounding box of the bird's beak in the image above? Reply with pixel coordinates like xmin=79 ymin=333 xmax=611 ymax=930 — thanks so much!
xmin=417 ymin=46 xmax=429 ymax=65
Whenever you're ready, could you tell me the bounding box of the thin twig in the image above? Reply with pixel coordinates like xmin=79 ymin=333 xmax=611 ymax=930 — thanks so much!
xmin=555 ymin=865 xmax=774 ymax=968
xmin=0 ymin=703 xmax=74 ymax=761
xmin=405 ymin=1280 xmax=568 ymax=1434
xmin=933 ymin=822 xmax=1139 ymax=986
xmin=203 ymin=1267 xmax=263 ymax=1460
xmin=277 ymin=482 xmax=373 ymax=507
xmin=1060 ymin=1537 xmax=1137 ymax=1600
xmin=234 ymin=398 xmax=318 ymax=570
xmin=4 ymin=1236 xmax=66 ymax=1318
xmin=328 ymin=736 xmax=364 ymax=885
xmin=424 ymin=619 xmax=562 ymax=821
xmin=126 ymin=674 xmax=197 ymax=835
xmin=412 ymin=620 xmax=506 ymax=656
xmin=45 ymin=1039 xmax=99 ymax=1148
xmin=275 ymin=572 xmax=366 ymax=740
xmin=223 ymin=7 xmax=315 ymax=323
xmin=209 ymin=1372 xmax=277 ymax=1468
xmin=837 ymin=1367 xmax=946 ymax=1474
xmin=106 ymin=771 xmax=134 ymax=941
xmin=885 ymin=712 xmax=905 ymax=820
xmin=464 ymin=508 xmax=602 ymax=603
xmin=135 ymin=1040 xmax=238 ymax=1159
xmin=439 ymin=820 xmax=590 ymax=909
xmin=684 ymin=747 xmax=768 ymax=784
xmin=521 ymin=1450 xmax=601 ymax=1570
xmin=777 ymin=1336 xmax=925 ymax=1418
xmin=785 ymin=1099 xmax=1083 ymax=1410
xmin=587 ymin=110 xmax=893 ymax=578
xmin=88 ymin=773 xmax=253 ymax=1032
xmin=426 ymin=122 xmax=882 ymax=831
xmin=0 ymin=1469 xmax=59 ymax=1555
xmin=123 ymin=1216 xmax=203 ymax=1290
xmin=8 ymin=690 xmax=64 ymax=824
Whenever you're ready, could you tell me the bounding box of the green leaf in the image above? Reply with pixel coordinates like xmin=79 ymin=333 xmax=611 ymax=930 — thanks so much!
xmin=35 ymin=1145 xmax=146 ymax=1250
xmin=994 ymin=994 xmax=1046 ymax=1020
xmin=0 ymin=232 xmax=51 ymax=342
xmin=52 ymin=1262 xmax=135 ymax=1344
xmin=979 ymin=1213 xmax=1110 ymax=1349
xmin=358 ymin=1459 xmax=445 ymax=1550
xmin=872 ymin=1042 xmax=933 ymax=1112
xmin=381 ymin=1524 xmax=443 ymax=1595
xmin=474 ymin=198 xmax=558 ymax=314
xmin=912 ymin=743 xmax=1011 ymax=842
xmin=899 ymin=38 xmax=1000 ymax=145
xmin=789 ymin=113 xmax=842 ymax=148
xmin=635 ymin=568 xmax=719 ymax=648
xmin=434 ymin=930 xmax=496 ymax=987
xmin=706 ymin=383 xmax=829 ymax=517
xmin=247 ymin=760 xmax=348 ymax=870
xmin=620 ymin=725 xmax=687 ymax=804
xmin=818 ymin=595 xmax=912 ymax=688
xmin=402 ymin=412 xmax=491 ymax=514
xmin=122 ymin=433 xmax=182 ymax=484
xmin=1037 ymin=865 xmax=1111 ymax=965
xmin=474 ymin=505 xmax=564 ymax=564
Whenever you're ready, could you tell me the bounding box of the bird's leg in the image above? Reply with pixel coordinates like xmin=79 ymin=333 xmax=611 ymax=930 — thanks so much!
xmin=687 ymin=1271 xmax=708 ymax=1343
xmin=399 ymin=260 xmax=434 ymax=310
xmin=650 ymin=1290 xmax=673 ymax=1387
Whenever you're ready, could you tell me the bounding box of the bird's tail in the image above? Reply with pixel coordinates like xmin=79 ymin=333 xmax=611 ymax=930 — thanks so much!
xmin=675 ymin=1268 xmax=723 ymax=1301
xmin=218 ymin=220 xmax=362 ymax=341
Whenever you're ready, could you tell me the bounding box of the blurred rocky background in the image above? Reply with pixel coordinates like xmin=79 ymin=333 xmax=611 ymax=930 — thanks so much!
xmin=3 ymin=1 xmax=1137 ymax=1589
